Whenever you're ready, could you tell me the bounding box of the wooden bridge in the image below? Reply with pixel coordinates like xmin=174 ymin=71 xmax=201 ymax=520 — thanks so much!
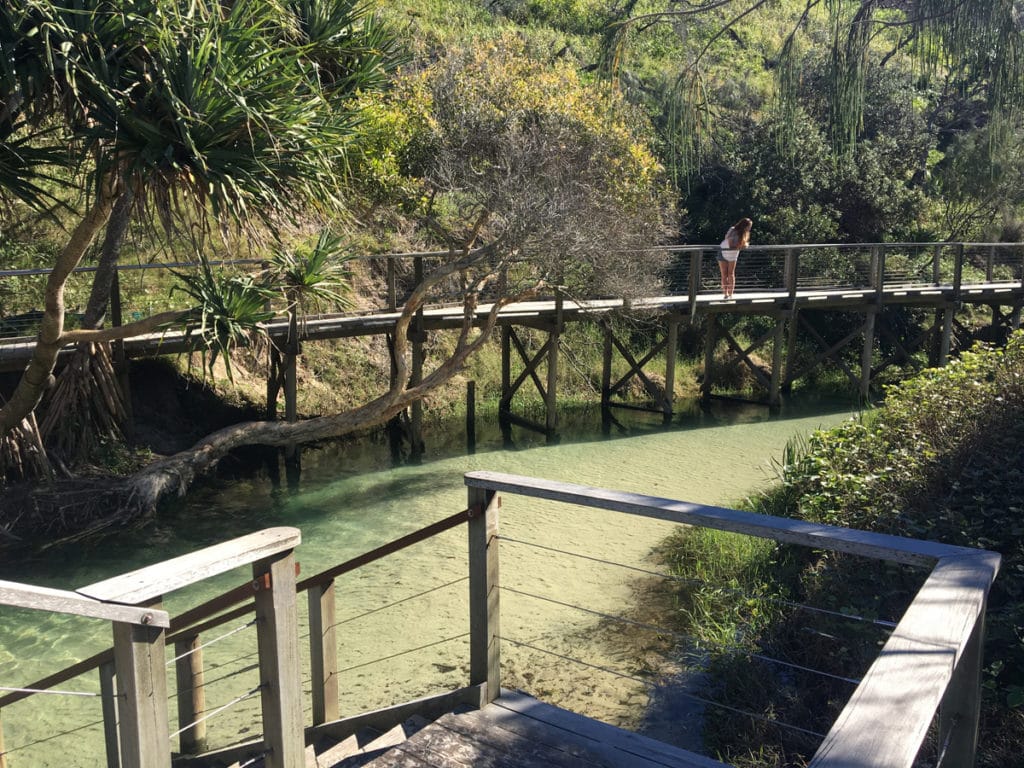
xmin=1 ymin=241 xmax=1021 ymax=442
xmin=0 ymin=472 xmax=1001 ymax=767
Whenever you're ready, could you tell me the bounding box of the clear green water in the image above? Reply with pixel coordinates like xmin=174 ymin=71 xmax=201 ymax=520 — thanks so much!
xmin=0 ymin=397 xmax=857 ymax=766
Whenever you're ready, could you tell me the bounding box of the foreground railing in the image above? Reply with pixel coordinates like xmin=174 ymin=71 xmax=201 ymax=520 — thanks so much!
xmin=0 ymin=472 xmax=1001 ymax=767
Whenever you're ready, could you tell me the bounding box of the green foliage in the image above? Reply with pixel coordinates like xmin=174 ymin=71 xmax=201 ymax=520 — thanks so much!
xmin=172 ymin=263 xmax=274 ymax=381
xmin=262 ymin=230 xmax=356 ymax=318
xmin=689 ymin=334 xmax=1024 ymax=765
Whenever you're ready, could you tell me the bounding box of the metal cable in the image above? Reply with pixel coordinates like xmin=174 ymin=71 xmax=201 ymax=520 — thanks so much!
xmin=168 ymin=619 xmax=257 ymax=665
xmin=0 ymin=686 xmax=102 ymax=698
xmin=330 ymin=577 xmax=468 ymax=631
xmin=498 ymin=535 xmax=898 ymax=629
xmin=172 ymin=662 xmax=259 ymax=699
xmin=500 ymin=636 xmax=826 ymax=741
xmin=170 ymin=684 xmax=264 ymax=739
xmin=934 ymin=714 xmax=959 ymax=768
xmin=336 ymin=633 xmax=469 ymax=675
xmin=500 ymin=586 xmax=861 ymax=686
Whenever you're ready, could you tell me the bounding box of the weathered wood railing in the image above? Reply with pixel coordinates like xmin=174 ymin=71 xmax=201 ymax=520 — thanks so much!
xmin=0 ymin=472 xmax=1002 ymax=768
xmin=0 ymin=528 xmax=304 ymax=768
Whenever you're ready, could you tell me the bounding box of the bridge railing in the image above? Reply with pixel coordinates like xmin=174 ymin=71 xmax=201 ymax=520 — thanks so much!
xmin=2 ymin=242 xmax=1023 ymax=345
xmin=0 ymin=472 xmax=1001 ymax=768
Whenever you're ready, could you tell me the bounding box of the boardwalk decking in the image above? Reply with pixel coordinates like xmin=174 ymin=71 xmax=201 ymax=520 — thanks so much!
xmin=230 ymin=691 xmax=728 ymax=768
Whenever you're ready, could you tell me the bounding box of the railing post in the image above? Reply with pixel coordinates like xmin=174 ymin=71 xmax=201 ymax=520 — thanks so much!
xmin=954 ymin=243 xmax=965 ymax=300
xmin=545 ymin=291 xmax=562 ymax=438
xmin=253 ymin=550 xmax=304 ymax=768
xmin=784 ymin=248 xmax=798 ymax=302
xmin=112 ymin=605 xmax=171 ymax=768
xmin=174 ymin=634 xmax=208 ymax=755
xmin=0 ymin=708 xmax=7 ymax=768
xmin=386 ymin=258 xmax=397 ymax=311
xmin=410 ymin=256 xmax=425 ymax=462
xmin=308 ymin=579 xmax=339 ymax=725
xmin=99 ymin=660 xmax=121 ymax=768
xmin=688 ymin=250 xmax=701 ymax=318
xmin=663 ymin=315 xmax=678 ymax=420
xmin=468 ymin=486 xmax=500 ymax=703
xmin=938 ymin=610 xmax=985 ymax=766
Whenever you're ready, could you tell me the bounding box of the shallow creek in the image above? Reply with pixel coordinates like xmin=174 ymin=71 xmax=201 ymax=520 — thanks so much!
xmin=0 ymin=398 xmax=856 ymax=766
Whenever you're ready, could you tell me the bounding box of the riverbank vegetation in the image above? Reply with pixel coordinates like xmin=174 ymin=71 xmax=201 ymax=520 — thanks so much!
xmin=1 ymin=2 xmax=1023 ymax=534
xmin=657 ymin=334 xmax=1024 ymax=766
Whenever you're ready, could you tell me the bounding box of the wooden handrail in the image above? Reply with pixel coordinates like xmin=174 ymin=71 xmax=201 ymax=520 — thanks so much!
xmin=0 ymin=512 xmax=471 ymax=712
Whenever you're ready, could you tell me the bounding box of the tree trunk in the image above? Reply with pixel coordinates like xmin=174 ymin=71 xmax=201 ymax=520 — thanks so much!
xmin=0 ymin=193 xmax=116 ymax=436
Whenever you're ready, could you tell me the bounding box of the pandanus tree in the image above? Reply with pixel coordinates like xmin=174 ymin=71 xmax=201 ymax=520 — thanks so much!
xmin=0 ymin=0 xmax=402 ymax=471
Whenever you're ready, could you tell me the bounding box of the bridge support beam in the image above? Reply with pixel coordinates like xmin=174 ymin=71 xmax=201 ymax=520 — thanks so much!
xmin=860 ymin=307 xmax=877 ymax=400
xmin=600 ymin=315 xmax=677 ymax=419
xmin=499 ymin=300 xmax=562 ymax=443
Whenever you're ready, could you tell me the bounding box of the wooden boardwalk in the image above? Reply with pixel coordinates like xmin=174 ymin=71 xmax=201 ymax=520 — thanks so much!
xmin=0 ymin=280 xmax=1019 ymax=373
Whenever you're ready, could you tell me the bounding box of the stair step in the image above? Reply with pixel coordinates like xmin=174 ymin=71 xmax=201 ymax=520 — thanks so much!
xmin=319 ymin=716 xmax=430 ymax=768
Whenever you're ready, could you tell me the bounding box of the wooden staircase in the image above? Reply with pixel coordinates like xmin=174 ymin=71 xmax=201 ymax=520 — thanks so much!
xmin=230 ymin=691 xmax=727 ymax=768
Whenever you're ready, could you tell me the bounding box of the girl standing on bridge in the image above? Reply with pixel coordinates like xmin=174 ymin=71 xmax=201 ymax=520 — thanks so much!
xmin=718 ymin=217 xmax=752 ymax=299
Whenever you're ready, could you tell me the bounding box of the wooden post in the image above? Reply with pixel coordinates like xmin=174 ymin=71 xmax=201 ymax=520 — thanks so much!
xmin=782 ymin=308 xmax=800 ymax=395
xmin=784 ymin=247 xmax=798 ymax=302
xmin=860 ymin=308 xmax=876 ymax=400
xmin=386 ymin=258 xmax=397 ymax=311
xmin=99 ymin=660 xmax=120 ymax=768
xmin=284 ymin=312 xmax=299 ymax=465
xmin=769 ymin=313 xmax=786 ymax=409
xmin=466 ymin=380 xmax=476 ymax=454
xmin=688 ymin=249 xmax=702 ymax=319
xmin=939 ymin=306 xmax=954 ymax=366
xmin=112 ymin=608 xmax=171 ymax=768
xmin=308 ymin=580 xmax=339 ymax=726
xmin=253 ymin=550 xmax=304 ymax=768
xmin=545 ymin=292 xmax=562 ymax=438
xmin=410 ymin=257 xmax=425 ymax=462
xmin=174 ymin=635 xmax=208 ymax=755
xmin=468 ymin=486 xmax=500 ymax=704
xmin=663 ymin=315 xmax=678 ymax=420
xmin=500 ymin=325 xmax=511 ymax=412
xmin=701 ymin=314 xmax=717 ymax=399
xmin=0 ymin=709 xmax=7 ymax=768
xmin=938 ymin=610 xmax=985 ymax=767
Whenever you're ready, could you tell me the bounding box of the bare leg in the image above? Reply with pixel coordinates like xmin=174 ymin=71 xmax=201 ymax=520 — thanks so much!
xmin=723 ymin=260 xmax=736 ymax=298
xmin=718 ymin=260 xmax=727 ymax=297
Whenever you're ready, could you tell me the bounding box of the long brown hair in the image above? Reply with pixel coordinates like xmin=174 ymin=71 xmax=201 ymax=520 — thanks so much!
xmin=731 ymin=217 xmax=753 ymax=248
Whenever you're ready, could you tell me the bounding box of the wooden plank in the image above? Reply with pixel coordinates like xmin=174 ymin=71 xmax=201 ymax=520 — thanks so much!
xmin=98 ymin=661 xmax=120 ymax=768
xmin=809 ymin=553 xmax=999 ymax=768
xmin=0 ymin=580 xmax=169 ymax=627
xmin=468 ymin=489 xmax=500 ymax=702
xmin=112 ymin=616 xmax=171 ymax=768
xmin=78 ymin=527 xmax=301 ymax=605
xmin=174 ymin=635 xmax=208 ymax=754
xmin=309 ymin=580 xmax=339 ymax=725
xmin=436 ymin=708 xmax=616 ymax=767
xmin=494 ymin=691 xmax=730 ymax=768
xmin=253 ymin=550 xmax=305 ymax=768
xmin=308 ymin=685 xmax=487 ymax=745
xmin=462 ymin=471 xmax=985 ymax=567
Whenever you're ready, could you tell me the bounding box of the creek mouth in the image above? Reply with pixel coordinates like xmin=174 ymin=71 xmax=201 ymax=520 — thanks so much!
xmin=0 ymin=394 xmax=856 ymax=766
